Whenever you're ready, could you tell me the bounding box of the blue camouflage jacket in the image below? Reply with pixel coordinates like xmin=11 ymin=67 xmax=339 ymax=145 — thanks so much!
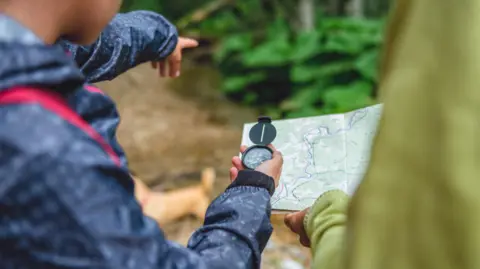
xmin=0 ymin=11 xmax=273 ymax=269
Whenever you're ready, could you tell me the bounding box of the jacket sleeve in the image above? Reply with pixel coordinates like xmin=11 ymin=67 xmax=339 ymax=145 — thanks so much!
xmin=306 ymin=0 xmax=480 ymax=268
xmin=57 ymin=11 xmax=178 ymax=83
xmin=340 ymin=0 xmax=480 ymax=267
xmin=304 ymin=190 xmax=348 ymax=269
xmin=8 ymin=148 xmax=272 ymax=269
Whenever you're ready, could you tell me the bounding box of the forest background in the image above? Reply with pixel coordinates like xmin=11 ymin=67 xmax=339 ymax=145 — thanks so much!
xmin=122 ymin=0 xmax=391 ymax=119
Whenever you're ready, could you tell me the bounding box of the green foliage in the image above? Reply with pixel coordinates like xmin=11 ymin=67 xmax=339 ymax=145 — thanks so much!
xmin=121 ymin=0 xmax=211 ymax=21
xmin=121 ymin=0 xmax=387 ymax=119
xmin=121 ymin=0 xmax=163 ymax=14
xmin=211 ymin=16 xmax=384 ymax=118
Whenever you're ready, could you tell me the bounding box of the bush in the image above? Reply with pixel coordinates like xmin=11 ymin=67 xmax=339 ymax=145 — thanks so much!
xmin=122 ymin=0 xmax=386 ymax=119
xmin=213 ymin=17 xmax=384 ymax=118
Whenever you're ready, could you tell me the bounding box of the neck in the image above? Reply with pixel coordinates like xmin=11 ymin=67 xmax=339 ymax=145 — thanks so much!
xmin=0 ymin=1 xmax=63 ymax=44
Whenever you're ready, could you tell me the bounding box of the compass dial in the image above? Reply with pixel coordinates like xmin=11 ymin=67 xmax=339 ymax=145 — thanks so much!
xmin=242 ymin=146 xmax=273 ymax=170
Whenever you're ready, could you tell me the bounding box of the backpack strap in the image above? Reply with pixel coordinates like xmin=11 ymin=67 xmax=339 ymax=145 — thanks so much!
xmin=0 ymin=87 xmax=121 ymax=166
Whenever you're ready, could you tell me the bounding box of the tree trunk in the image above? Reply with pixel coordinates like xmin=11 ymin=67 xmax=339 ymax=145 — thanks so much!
xmin=298 ymin=0 xmax=315 ymax=31
xmin=350 ymin=0 xmax=364 ymax=18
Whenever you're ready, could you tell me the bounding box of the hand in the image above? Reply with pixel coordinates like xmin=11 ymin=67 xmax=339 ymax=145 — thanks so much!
xmin=151 ymin=37 xmax=199 ymax=78
xmin=229 ymin=144 xmax=283 ymax=187
xmin=284 ymin=208 xmax=311 ymax=247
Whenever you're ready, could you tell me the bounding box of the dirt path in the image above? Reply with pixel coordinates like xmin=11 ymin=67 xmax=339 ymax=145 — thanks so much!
xmin=97 ymin=63 xmax=255 ymax=186
xmin=96 ymin=62 xmax=311 ymax=268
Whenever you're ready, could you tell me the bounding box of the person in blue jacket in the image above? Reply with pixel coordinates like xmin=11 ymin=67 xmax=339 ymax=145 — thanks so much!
xmin=58 ymin=10 xmax=198 ymax=168
xmin=0 ymin=1 xmax=283 ymax=269
xmin=59 ymin=11 xmax=199 ymax=82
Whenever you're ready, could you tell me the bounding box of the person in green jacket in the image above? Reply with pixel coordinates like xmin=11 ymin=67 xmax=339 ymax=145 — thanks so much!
xmin=285 ymin=0 xmax=480 ymax=268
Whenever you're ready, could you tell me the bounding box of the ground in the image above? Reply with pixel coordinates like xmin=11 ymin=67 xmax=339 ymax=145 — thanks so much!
xmin=96 ymin=62 xmax=311 ymax=268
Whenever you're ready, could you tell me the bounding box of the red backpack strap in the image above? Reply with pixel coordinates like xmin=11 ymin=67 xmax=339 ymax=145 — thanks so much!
xmin=0 ymin=86 xmax=121 ymax=166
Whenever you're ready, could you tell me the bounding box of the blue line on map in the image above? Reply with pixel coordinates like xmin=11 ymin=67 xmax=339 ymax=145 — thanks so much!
xmin=290 ymin=109 xmax=368 ymax=200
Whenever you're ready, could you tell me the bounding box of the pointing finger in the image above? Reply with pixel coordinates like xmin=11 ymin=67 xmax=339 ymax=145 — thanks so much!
xmin=179 ymin=37 xmax=199 ymax=49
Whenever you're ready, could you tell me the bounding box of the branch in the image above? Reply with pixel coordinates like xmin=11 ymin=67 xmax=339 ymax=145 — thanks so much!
xmin=176 ymin=0 xmax=235 ymax=31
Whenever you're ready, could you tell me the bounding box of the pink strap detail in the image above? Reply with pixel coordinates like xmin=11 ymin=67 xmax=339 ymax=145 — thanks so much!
xmin=0 ymin=87 xmax=120 ymax=166
xmin=84 ymin=85 xmax=104 ymax=94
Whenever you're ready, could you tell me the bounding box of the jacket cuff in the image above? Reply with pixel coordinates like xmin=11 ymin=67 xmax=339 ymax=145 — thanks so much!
xmin=304 ymin=190 xmax=349 ymax=239
xmin=158 ymin=32 xmax=178 ymax=60
xmin=227 ymin=170 xmax=275 ymax=196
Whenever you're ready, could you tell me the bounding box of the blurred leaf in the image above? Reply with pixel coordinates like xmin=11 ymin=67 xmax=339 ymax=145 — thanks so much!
xmin=266 ymin=17 xmax=291 ymax=40
xmin=323 ymin=32 xmax=367 ymax=54
xmin=121 ymin=0 xmax=162 ymax=13
xmin=286 ymin=106 xmax=325 ymax=118
xmin=241 ymin=20 xmax=292 ymax=67
xmin=198 ymin=11 xmax=240 ymax=36
xmin=243 ymin=92 xmax=258 ymax=105
xmin=291 ymin=61 xmax=352 ymax=82
xmin=223 ymin=72 xmax=266 ymax=93
xmin=321 ymin=18 xmax=383 ymax=54
xmin=322 ymin=81 xmax=374 ymax=112
xmin=215 ymin=33 xmax=253 ymax=63
xmin=354 ymin=49 xmax=379 ymax=81
xmin=321 ymin=18 xmax=383 ymax=36
xmin=242 ymin=39 xmax=292 ymax=67
xmin=264 ymin=106 xmax=283 ymax=120
xmin=280 ymin=84 xmax=324 ymax=110
xmin=290 ymin=64 xmax=317 ymax=83
xmin=290 ymin=30 xmax=322 ymax=62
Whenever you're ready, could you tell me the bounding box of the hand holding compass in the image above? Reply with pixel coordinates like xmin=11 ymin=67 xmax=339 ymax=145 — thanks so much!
xmin=241 ymin=116 xmax=278 ymax=170
xmin=230 ymin=116 xmax=282 ymax=188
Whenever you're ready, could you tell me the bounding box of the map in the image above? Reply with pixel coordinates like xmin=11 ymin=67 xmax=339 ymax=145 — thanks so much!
xmin=240 ymin=104 xmax=383 ymax=211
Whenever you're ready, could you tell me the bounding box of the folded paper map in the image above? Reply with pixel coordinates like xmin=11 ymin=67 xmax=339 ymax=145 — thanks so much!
xmin=240 ymin=104 xmax=383 ymax=211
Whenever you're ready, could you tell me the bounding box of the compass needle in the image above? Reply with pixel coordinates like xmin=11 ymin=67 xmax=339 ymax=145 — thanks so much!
xmin=260 ymin=124 xmax=265 ymax=143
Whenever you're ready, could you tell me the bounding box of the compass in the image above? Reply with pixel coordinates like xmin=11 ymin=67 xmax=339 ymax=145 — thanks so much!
xmin=241 ymin=116 xmax=277 ymax=170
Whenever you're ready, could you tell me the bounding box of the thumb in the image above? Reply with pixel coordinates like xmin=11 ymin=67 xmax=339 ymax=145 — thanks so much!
xmin=284 ymin=212 xmax=302 ymax=232
xmin=271 ymin=150 xmax=283 ymax=165
xmin=179 ymin=37 xmax=199 ymax=48
xmin=284 ymin=213 xmax=295 ymax=227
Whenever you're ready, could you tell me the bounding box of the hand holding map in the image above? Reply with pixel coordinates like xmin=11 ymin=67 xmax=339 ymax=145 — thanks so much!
xmin=241 ymin=104 xmax=383 ymax=211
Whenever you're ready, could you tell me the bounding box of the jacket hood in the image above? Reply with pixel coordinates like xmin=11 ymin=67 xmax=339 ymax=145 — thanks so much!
xmin=0 ymin=15 xmax=84 ymax=93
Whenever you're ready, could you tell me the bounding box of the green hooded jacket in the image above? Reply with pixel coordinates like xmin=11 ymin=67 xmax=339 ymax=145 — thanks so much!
xmin=305 ymin=0 xmax=480 ymax=268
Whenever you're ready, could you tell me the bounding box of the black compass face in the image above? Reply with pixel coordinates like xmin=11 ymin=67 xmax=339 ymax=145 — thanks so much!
xmin=242 ymin=146 xmax=273 ymax=170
